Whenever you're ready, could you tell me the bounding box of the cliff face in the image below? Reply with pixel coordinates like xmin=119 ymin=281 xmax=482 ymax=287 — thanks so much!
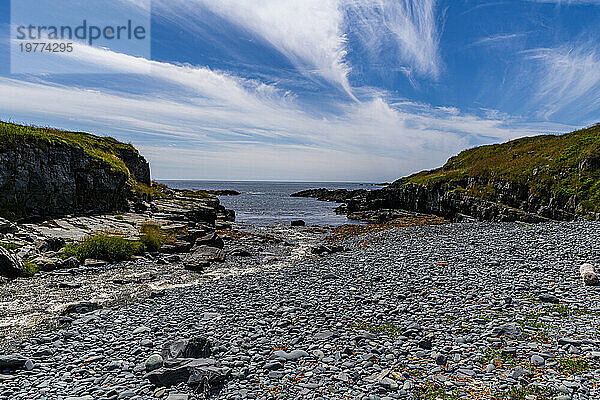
xmin=0 ymin=122 xmax=151 ymax=220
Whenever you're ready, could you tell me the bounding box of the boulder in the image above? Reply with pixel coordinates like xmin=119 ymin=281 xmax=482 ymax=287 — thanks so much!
xmin=30 ymin=256 xmax=61 ymax=272
xmin=0 ymin=354 xmax=28 ymax=370
xmin=184 ymin=246 xmax=225 ymax=272
xmin=0 ymin=218 xmax=17 ymax=234
xmin=145 ymin=358 xmax=230 ymax=392
xmin=162 ymin=337 xmax=211 ymax=360
xmin=580 ymin=263 xmax=599 ymax=286
xmin=195 ymin=233 xmax=224 ymax=249
xmin=61 ymin=301 xmax=101 ymax=315
xmin=489 ymin=323 xmax=521 ymax=339
xmin=0 ymin=247 xmax=24 ymax=278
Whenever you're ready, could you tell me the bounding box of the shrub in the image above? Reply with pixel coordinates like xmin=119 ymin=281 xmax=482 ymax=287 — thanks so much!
xmin=64 ymin=233 xmax=144 ymax=261
xmin=21 ymin=261 xmax=39 ymax=277
xmin=0 ymin=241 xmax=22 ymax=251
xmin=139 ymin=222 xmax=165 ymax=252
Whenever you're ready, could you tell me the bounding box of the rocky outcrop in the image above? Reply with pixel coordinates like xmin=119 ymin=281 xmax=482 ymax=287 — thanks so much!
xmin=338 ymin=183 xmax=555 ymax=223
xmin=0 ymin=123 xmax=151 ymax=220
xmin=292 ymin=182 xmax=578 ymax=223
xmin=0 ymin=247 xmax=24 ymax=278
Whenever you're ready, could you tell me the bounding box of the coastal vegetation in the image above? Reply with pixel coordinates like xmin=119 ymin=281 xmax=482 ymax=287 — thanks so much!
xmin=0 ymin=121 xmax=137 ymax=175
xmin=63 ymin=233 xmax=145 ymax=262
xmin=400 ymin=123 xmax=600 ymax=212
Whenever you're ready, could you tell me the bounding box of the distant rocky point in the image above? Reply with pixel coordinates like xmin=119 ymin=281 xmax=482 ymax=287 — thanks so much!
xmin=293 ymin=124 xmax=600 ymax=222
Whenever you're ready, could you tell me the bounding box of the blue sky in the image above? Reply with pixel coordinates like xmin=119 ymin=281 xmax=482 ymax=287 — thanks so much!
xmin=1 ymin=0 xmax=600 ymax=181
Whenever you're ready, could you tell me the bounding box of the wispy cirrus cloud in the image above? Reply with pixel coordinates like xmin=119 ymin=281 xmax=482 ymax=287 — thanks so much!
xmin=469 ymin=33 xmax=528 ymax=47
xmin=530 ymin=0 xmax=600 ymax=5
xmin=0 ymin=45 xmax=561 ymax=180
xmin=346 ymin=0 xmax=442 ymax=80
xmin=525 ymin=42 xmax=600 ymax=120
xmin=153 ymin=0 xmax=356 ymax=100
xmin=151 ymin=0 xmax=444 ymax=100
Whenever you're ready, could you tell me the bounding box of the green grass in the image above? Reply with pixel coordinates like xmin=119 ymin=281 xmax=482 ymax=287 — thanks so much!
xmin=0 ymin=241 xmax=22 ymax=251
xmin=114 ymin=215 xmax=125 ymax=221
xmin=399 ymin=123 xmax=600 ymax=213
xmin=139 ymin=222 xmax=173 ymax=252
xmin=21 ymin=261 xmax=39 ymax=277
xmin=351 ymin=321 xmax=402 ymax=338
xmin=64 ymin=233 xmax=144 ymax=262
xmin=558 ymin=356 xmax=591 ymax=375
xmin=414 ymin=382 xmax=459 ymax=400
xmin=130 ymin=180 xmax=171 ymax=199
xmin=0 ymin=121 xmax=138 ymax=175
xmin=493 ymin=385 xmax=554 ymax=400
xmin=476 ymin=347 xmax=520 ymax=368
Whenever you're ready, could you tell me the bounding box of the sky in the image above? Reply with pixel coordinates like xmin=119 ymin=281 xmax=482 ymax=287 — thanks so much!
xmin=1 ymin=0 xmax=600 ymax=181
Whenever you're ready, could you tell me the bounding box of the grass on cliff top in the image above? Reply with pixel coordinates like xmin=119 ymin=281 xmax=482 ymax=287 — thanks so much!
xmin=399 ymin=123 xmax=600 ymax=212
xmin=0 ymin=121 xmax=138 ymax=175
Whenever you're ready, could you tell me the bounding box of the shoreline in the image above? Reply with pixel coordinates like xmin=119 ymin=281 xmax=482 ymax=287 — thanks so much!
xmin=1 ymin=219 xmax=599 ymax=399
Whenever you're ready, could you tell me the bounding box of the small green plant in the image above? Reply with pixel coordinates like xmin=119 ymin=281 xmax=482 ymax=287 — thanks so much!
xmin=476 ymin=347 xmax=522 ymax=368
xmin=114 ymin=215 xmax=125 ymax=221
xmin=139 ymin=222 xmax=169 ymax=252
xmin=493 ymin=385 xmax=553 ymax=400
xmin=558 ymin=356 xmax=591 ymax=375
xmin=414 ymin=382 xmax=459 ymax=400
xmin=64 ymin=233 xmax=144 ymax=261
xmin=351 ymin=321 xmax=402 ymax=338
xmin=21 ymin=261 xmax=39 ymax=277
xmin=0 ymin=241 xmax=22 ymax=251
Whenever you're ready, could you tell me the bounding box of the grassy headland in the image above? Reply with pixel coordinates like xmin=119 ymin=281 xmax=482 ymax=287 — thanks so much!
xmin=399 ymin=123 xmax=600 ymax=213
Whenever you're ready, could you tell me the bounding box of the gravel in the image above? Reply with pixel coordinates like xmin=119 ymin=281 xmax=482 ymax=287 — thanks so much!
xmin=1 ymin=221 xmax=600 ymax=399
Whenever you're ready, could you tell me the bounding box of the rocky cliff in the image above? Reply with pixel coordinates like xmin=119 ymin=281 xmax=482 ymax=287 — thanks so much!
xmin=294 ymin=124 xmax=600 ymax=222
xmin=0 ymin=122 xmax=151 ymax=220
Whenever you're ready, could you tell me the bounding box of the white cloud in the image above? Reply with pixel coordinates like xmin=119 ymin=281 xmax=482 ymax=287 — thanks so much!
xmin=531 ymin=0 xmax=600 ymax=4
xmin=526 ymin=43 xmax=600 ymax=119
xmin=346 ymin=0 xmax=442 ymax=79
xmin=153 ymin=0 xmax=356 ymax=100
xmin=0 ymin=46 xmax=568 ymax=180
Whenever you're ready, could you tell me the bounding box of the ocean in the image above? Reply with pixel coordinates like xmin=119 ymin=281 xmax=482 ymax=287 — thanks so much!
xmin=157 ymin=181 xmax=380 ymax=226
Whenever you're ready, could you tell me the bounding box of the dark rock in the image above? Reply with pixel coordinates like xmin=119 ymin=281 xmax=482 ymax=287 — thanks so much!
xmin=195 ymin=233 xmax=224 ymax=249
xmin=539 ymin=293 xmax=559 ymax=304
xmin=161 ymin=337 xmax=211 ymax=360
xmin=489 ymin=323 xmax=521 ymax=338
xmin=0 ymin=124 xmax=151 ymax=220
xmin=230 ymin=248 xmax=251 ymax=257
xmin=37 ymin=237 xmax=65 ymax=252
xmin=435 ymin=354 xmax=447 ymax=366
xmin=145 ymin=358 xmax=230 ymax=393
xmin=290 ymin=220 xmax=306 ymax=227
xmin=60 ymin=256 xmax=80 ymax=269
xmin=0 ymin=247 xmax=24 ymax=278
xmin=418 ymin=337 xmax=433 ymax=350
xmin=311 ymin=245 xmax=345 ymax=256
xmin=0 ymin=218 xmax=17 ymax=234
xmin=145 ymin=354 xmax=164 ymax=372
xmin=184 ymin=246 xmax=225 ymax=271
xmin=61 ymin=301 xmax=101 ymax=315
xmin=0 ymin=354 xmax=28 ymax=370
